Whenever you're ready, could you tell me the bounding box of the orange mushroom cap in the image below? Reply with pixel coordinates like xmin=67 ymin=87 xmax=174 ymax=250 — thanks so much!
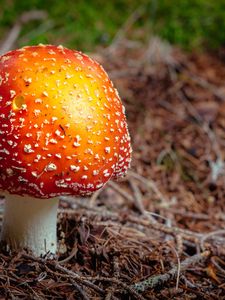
xmin=0 ymin=45 xmax=132 ymax=198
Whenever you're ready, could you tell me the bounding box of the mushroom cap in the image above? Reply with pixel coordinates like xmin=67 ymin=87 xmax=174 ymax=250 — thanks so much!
xmin=0 ymin=45 xmax=132 ymax=198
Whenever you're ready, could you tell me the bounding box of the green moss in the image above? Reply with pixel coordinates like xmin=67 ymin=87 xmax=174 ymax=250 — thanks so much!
xmin=152 ymin=0 xmax=225 ymax=50
xmin=0 ymin=0 xmax=145 ymax=51
xmin=0 ymin=0 xmax=225 ymax=51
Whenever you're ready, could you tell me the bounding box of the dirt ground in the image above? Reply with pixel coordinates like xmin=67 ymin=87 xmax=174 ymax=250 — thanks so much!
xmin=0 ymin=40 xmax=225 ymax=299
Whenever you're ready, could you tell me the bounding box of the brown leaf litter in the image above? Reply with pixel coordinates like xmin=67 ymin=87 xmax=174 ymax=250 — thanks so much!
xmin=0 ymin=40 xmax=225 ymax=299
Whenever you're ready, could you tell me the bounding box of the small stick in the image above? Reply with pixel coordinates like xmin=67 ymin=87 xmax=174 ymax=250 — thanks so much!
xmin=176 ymin=234 xmax=184 ymax=256
xmin=127 ymin=215 xmax=202 ymax=241
xmin=69 ymin=279 xmax=90 ymax=300
xmin=82 ymin=276 xmax=146 ymax=300
xmin=89 ymin=188 xmax=104 ymax=207
xmin=168 ymin=243 xmax=181 ymax=290
xmin=58 ymin=242 xmax=78 ymax=264
xmin=165 ymin=208 xmax=210 ymax=220
xmin=210 ymin=256 xmax=225 ymax=276
xmin=200 ymin=229 xmax=225 ymax=251
xmin=107 ymin=181 xmax=134 ymax=203
xmin=128 ymin=178 xmax=146 ymax=214
xmin=128 ymin=171 xmax=170 ymax=207
xmin=0 ymin=10 xmax=47 ymax=54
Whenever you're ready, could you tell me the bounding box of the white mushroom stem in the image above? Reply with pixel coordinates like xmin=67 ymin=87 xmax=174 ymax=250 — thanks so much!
xmin=1 ymin=194 xmax=59 ymax=257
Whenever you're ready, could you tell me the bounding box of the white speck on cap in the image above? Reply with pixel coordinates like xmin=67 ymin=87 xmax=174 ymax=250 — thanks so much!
xmin=70 ymin=165 xmax=80 ymax=172
xmin=45 ymin=163 xmax=57 ymax=171
xmin=105 ymin=147 xmax=110 ymax=154
xmin=24 ymin=144 xmax=34 ymax=153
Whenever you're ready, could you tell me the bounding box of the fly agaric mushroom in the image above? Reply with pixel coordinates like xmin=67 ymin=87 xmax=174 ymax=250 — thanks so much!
xmin=0 ymin=44 xmax=131 ymax=256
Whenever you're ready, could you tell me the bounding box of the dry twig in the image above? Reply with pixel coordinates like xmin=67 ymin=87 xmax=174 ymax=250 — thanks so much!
xmin=200 ymin=230 xmax=225 ymax=252
xmin=82 ymin=276 xmax=146 ymax=300
xmin=128 ymin=171 xmax=171 ymax=207
xmin=0 ymin=10 xmax=47 ymax=54
xmin=132 ymin=250 xmax=210 ymax=292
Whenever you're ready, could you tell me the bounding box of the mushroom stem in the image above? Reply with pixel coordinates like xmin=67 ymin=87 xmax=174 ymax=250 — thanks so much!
xmin=1 ymin=195 xmax=59 ymax=256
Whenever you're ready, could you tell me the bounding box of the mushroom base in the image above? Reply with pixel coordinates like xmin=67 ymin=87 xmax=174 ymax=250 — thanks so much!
xmin=0 ymin=195 xmax=59 ymax=257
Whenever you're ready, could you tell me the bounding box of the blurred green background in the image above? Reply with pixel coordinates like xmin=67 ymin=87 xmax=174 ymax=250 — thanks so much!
xmin=0 ymin=0 xmax=225 ymax=52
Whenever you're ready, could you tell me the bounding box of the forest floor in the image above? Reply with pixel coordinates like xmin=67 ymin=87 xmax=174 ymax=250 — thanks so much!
xmin=0 ymin=39 xmax=225 ymax=299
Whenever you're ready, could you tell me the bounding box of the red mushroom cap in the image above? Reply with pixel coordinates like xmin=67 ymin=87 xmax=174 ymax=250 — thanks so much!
xmin=0 ymin=45 xmax=132 ymax=198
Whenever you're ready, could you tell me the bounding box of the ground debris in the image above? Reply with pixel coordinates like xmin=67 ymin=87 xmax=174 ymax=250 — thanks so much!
xmin=1 ymin=41 xmax=225 ymax=299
